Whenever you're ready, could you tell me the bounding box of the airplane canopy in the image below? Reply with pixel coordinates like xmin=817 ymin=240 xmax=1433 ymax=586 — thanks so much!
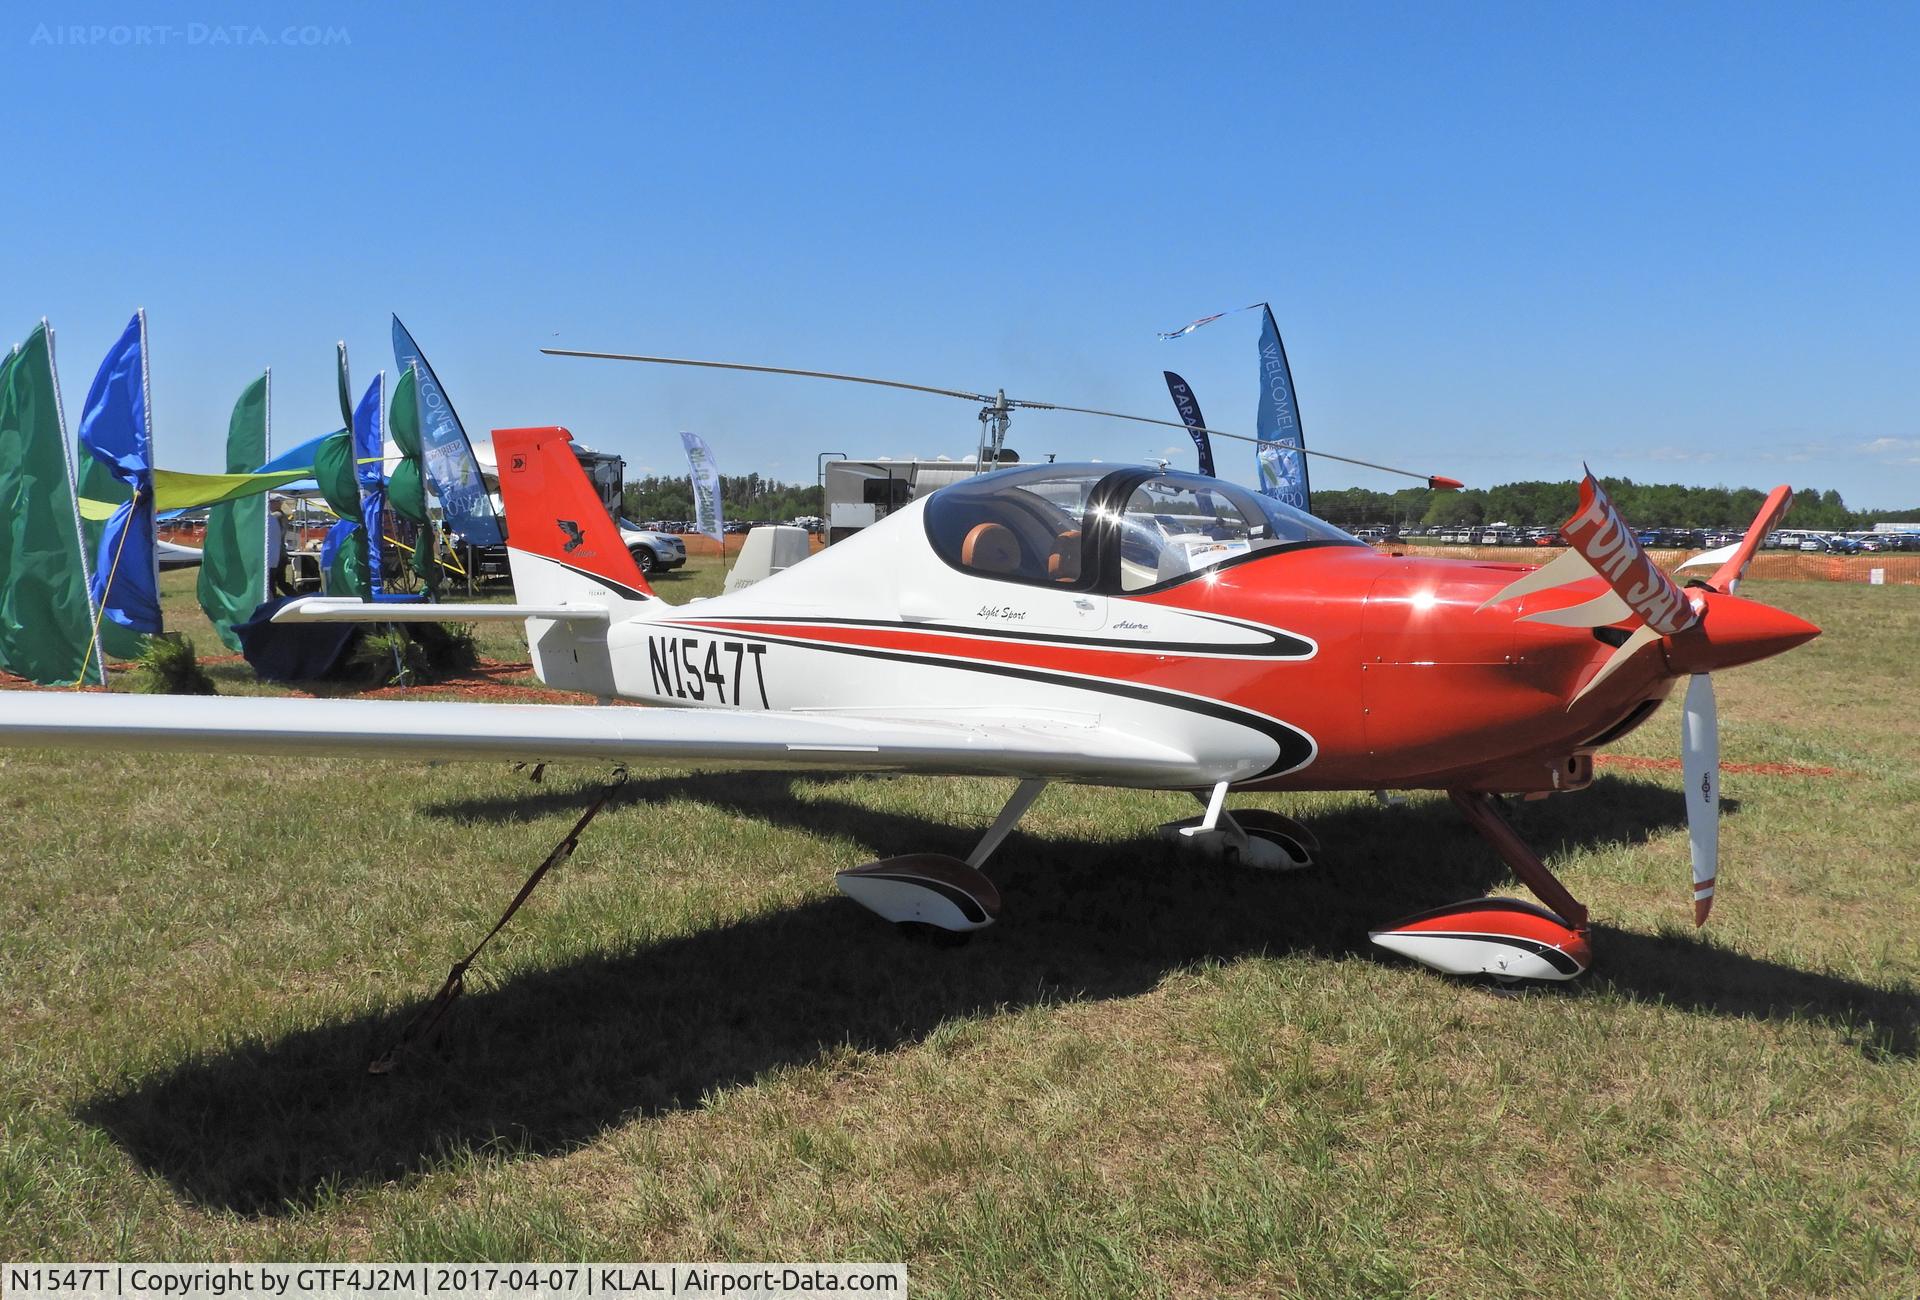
xmin=924 ymin=463 xmax=1363 ymax=595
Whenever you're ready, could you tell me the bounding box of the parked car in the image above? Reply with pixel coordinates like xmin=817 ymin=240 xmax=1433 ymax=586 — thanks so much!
xmin=615 ymin=520 xmax=687 ymax=573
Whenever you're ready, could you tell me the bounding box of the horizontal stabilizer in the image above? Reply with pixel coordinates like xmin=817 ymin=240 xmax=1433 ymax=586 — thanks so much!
xmin=272 ymin=597 xmax=610 ymax=624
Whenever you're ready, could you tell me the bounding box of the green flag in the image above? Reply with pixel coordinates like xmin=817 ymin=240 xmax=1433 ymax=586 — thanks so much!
xmin=0 ymin=323 xmax=105 ymax=686
xmin=197 ymin=372 xmax=270 ymax=651
xmin=387 ymin=368 xmax=428 ymax=524
xmin=389 ymin=363 xmax=421 ymax=457
xmin=387 ymin=364 xmax=441 ymax=592
xmin=329 ymin=528 xmax=368 ymax=597
xmin=313 ymin=430 xmax=358 ymax=516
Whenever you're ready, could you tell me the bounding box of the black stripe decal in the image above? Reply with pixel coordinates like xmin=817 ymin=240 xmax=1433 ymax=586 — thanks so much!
xmin=695 ymin=627 xmax=1317 ymax=780
xmin=1413 ymin=931 xmax=1584 ymax=976
xmin=689 ymin=611 xmax=1314 ymax=659
xmin=553 ymin=556 xmax=652 ymax=602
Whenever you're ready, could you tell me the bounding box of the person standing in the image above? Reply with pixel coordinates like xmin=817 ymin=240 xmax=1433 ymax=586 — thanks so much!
xmin=268 ymin=498 xmax=298 ymax=597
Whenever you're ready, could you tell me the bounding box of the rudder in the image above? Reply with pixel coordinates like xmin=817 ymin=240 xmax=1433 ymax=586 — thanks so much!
xmin=493 ymin=425 xmax=654 ymax=604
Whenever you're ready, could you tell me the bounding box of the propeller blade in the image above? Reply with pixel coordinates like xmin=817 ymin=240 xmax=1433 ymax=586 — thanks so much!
xmin=1519 ymin=588 xmax=1632 ymax=628
xmin=1478 ymin=546 xmax=1600 ymax=610
xmin=1561 ymin=472 xmax=1699 ymax=637
xmin=1707 ymin=485 xmax=1794 ymax=594
xmin=1568 ymin=623 xmax=1661 ymax=708
xmin=1677 ymin=541 xmax=1741 ymax=573
xmin=1682 ymin=674 xmax=1720 ymax=925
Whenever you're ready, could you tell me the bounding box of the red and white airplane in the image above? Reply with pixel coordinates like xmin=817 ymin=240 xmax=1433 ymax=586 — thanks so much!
xmin=1 ymin=426 xmax=1816 ymax=981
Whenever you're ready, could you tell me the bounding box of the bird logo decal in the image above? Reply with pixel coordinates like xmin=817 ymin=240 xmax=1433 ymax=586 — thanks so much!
xmin=558 ymin=519 xmax=587 ymax=553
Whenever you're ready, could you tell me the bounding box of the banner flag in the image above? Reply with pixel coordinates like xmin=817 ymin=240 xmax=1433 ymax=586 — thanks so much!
xmin=197 ymin=371 xmax=271 ymax=651
xmin=1162 ymin=371 xmax=1215 ymax=476
xmin=0 ymin=322 xmax=105 ymax=685
xmin=78 ymin=311 xmax=161 ymax=645
xmin=386 ymin=364 xmax=427 ymax=523
xmin=681 ymin=431 xmax=724 ymax=543
xmin=353 ymin=371 xmax=387 ymax=598
xmin=255 ymin=429 xmax=334 ymax=476
xmin=1254 ymin=304 xmax=1311 ymax=511
xmin=320 ymin=517 xmax=365 ymax=596
xmin=1156 ymin=302 xmax=1263 ymax=341
xmin=312 ymin=426 xmax=361 ymax=597
xmin=387 ymin=363 xmax=440 ymax=591
xmin=392 ymin=315 xmax=504 ymax=546
xmin=86 ymin=467 xmax=307 ymax=521
xmin=336 ymin=340 xmax=353 ymax=429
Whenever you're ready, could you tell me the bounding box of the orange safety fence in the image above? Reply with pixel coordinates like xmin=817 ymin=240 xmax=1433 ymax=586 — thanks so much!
xmin=1389 ymin=544 xmax=1920 ymax=586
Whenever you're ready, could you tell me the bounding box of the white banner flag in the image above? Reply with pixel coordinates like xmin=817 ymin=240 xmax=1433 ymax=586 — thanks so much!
xmin=679 ymin=431 xmax=724 ymax=543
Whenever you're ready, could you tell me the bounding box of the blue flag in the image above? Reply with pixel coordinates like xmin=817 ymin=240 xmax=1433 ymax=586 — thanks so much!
xmin=1254 ymin=304 xmax=1310 ymax=511
xmin=78 ymin=312 xmax=161 ymax=634
xmin=392 ymin=315 xmax=504 ymax=546
xmin=255 ymin=429 xmax=337 ymax=475
xmin=353 ymin=372 xmax=386 ymax=598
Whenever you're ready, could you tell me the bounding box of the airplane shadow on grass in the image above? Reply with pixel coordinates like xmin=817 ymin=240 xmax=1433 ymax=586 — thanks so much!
xmin=80 ymin=773 xmax=1918 ymax=1216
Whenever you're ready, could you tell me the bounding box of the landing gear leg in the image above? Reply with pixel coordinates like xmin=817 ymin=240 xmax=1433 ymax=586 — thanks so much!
xmin=1446 ymin=789 xmax=1589 ymax=932
xmin=1155 ymin=782 xmax=1315 ymax=871
xmin=835 ymin=778 xmax=1047 ymax=937
xmin=1368 ymin=790 xmax=1593 ymax=982
xmin=968 ymin=778 xmax=1048 ymax=869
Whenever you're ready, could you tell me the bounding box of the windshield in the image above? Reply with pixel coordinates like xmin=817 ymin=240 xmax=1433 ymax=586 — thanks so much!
xmin=1111 ymin=474 xmax=1362 ymax=591
xmin=924 ymin=464 xmax=1362 ymax=591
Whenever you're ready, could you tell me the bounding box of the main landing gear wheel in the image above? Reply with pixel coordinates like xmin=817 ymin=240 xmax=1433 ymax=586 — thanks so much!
xmin=836 ymin=854 xmax=1002 ymax=933
xmin=1370 ymin=790 xmax=1594 ymax=984
xmin=835 ymin=778 xmax=1045 ymax=940
xmin=1158 ymin=784 xmax=1318 ymax=872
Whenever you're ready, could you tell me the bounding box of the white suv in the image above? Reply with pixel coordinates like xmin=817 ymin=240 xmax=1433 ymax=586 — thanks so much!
xmin=618 ymin=520 xmax=687 ymax=574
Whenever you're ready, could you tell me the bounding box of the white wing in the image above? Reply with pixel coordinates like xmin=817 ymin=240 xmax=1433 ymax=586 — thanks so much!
xmin=0 ymin=693 xmax=1212 ymax=787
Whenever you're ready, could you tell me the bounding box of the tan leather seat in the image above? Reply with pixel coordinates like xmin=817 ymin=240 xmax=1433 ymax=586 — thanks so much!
xmin=961 ymin=522 xmax=1021 ymax=575
xmin=1048 ymin=529 xmax=1082 ymax=582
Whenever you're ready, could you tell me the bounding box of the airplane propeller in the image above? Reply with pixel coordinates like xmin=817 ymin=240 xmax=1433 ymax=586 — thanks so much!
xmin=1482 ymin=474 xmax=1808 ymax=925
xmin=1682 ymin=673 xmax=1720 ymax=924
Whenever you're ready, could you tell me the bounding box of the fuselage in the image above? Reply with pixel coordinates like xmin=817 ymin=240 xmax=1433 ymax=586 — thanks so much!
xmin=579 ymin=465 xmax=1685 ymax=795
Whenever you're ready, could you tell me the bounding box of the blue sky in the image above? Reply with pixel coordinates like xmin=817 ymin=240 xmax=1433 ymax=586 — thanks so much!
xmin=6 ymin=2 xmax=1917 ymax=506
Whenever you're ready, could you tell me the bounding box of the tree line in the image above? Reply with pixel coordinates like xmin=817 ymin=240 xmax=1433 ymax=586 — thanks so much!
xmin=622 ymin=473 xmax=825 ymax=524
xmin=622 ymin=467 xmax=1913 ymax=534
xmin=1310 ymin=478 xmax=1916 ymax=533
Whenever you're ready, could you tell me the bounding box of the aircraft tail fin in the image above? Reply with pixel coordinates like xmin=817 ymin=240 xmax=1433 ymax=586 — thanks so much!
xmin=492 ymin=425 xmax=658 ymax=696
xmin=492 ymin=426 xmax=656 ymax=606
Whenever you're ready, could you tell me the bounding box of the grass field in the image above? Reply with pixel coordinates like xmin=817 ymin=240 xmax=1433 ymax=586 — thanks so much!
xmin=2 ymin=563 xmax=1916 ymax=1297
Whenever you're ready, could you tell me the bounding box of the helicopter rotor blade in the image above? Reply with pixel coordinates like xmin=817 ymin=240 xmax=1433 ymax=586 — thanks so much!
xmin=1011 ymin=399 xmax=1456 ymax=489
xmin=543 ymin=348 xmax=1462 ymax=490
xmin=540 ymin=349 xmax=992 ymax=405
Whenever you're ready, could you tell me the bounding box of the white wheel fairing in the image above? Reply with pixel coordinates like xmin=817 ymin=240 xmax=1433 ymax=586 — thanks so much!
xmin=1367 ymin=930 xmax=1585 ymax=981
xmin=1368 ymin=898 xmax=1590 ymax=982
xmin=837 ymin=855 xmax=1001 ymax=931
